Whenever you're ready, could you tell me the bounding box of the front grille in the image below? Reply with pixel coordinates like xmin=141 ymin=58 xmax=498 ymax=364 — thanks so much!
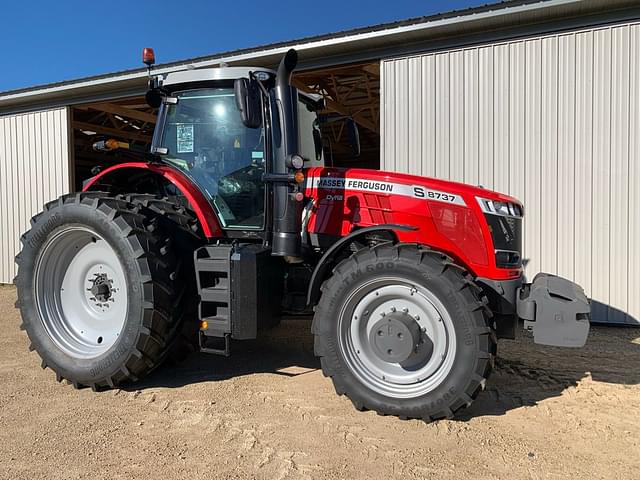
xmin=484 ymin=213 xmax=522 ymax=268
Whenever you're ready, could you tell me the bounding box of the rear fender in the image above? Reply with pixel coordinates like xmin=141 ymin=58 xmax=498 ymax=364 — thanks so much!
xmin=82 ymin=162 xmax=222 ymax=238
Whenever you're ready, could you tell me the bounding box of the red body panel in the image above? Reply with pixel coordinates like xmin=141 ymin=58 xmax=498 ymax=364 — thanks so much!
xmin=82 ymin=162 xmax=223 ymax=238
xmin=304 ymin=167 xmax=523 ymax=281
xmin=84 ymin=162 xmax=522 ymax=281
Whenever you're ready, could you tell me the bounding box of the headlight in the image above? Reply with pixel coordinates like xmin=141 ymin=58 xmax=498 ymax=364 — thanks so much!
xmin=476 ymin=197 xmax=523 ymax=217
xmin=286 ymin=154 xmax=305 ymax=169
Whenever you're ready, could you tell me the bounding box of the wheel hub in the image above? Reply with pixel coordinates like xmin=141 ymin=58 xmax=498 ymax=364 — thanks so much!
xmin=370 ymin=312 xmax=422 ymax=363
xmin=84 ymin=267 xmax=120 ymax=314
xmin=89 ymin=273 xmax=114 ymax=303
xmin=338 ymin=280 xmax=457 ymax=399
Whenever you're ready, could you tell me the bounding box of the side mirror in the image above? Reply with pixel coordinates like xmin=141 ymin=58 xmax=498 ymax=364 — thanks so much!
xmin=145 ymin=89 xmax=163 ymax=109
xmin=345 ymin=118 xmax=361 ymax=157
xmin=234 ymin=78 xmax=262 ymax=129
xmin=312 ymin=124 xmax=323 ymax=162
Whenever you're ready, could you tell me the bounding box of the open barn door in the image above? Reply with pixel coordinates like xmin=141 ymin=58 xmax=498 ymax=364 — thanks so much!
xmin=70 ymin=97 xmax=156 ymax=190
xmin=293 ymin=62 xmax=380 ymax=170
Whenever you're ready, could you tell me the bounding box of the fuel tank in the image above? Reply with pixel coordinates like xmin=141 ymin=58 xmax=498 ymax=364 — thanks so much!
xmin=303 ymin=167 xmax=523 ymax=281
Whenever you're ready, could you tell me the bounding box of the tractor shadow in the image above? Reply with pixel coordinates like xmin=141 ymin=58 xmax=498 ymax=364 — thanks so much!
xmin=128 ymin=317 xmax=320 ymax=389
xmin=128 ymin=307 xmax=640 ymax=421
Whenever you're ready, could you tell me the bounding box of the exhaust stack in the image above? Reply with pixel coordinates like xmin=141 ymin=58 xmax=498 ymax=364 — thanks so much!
xmin=271 ymin=49 xmax=303 ymax=258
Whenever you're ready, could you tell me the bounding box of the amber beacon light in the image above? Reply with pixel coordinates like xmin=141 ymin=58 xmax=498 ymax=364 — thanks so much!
xmin=142 ymin=47 xmax=155 ymax=66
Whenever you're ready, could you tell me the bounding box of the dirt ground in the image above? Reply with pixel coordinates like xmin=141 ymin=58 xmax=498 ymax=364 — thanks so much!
xmin=1 ymin=285 xmax=639 ymax=480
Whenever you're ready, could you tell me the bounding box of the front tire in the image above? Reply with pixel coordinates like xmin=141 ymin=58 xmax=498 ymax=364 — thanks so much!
xmin=15 ymin=193 xmax=182 ymax=389
xmin=312 ymin=243 xmax=495 ymax=421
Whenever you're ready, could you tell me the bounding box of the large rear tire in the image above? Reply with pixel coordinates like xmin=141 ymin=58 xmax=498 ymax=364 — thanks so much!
xmin=312 ymin=243 xmax=495 ymax=421
xmin=119 ymin=194 xmax=204 ymax=362
xmin=15 ymin=193 xmax=182 ymax=389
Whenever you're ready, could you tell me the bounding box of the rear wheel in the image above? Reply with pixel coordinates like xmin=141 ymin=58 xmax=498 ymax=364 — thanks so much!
xmin=15 ymin=193 xmax=182 ymax=389
xmin=119 ymin=194 xmax=204 ymax=361
xmin=313 ymin=243 xmax=495 ymax=420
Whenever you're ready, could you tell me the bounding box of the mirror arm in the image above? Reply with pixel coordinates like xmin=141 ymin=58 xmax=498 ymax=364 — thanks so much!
xmin=248 ymin=71 xmax=270 ymax=99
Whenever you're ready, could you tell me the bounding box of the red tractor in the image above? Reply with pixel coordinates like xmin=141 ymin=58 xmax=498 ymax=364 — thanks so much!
xmin=14 ymin=49 xmax=590 ymax=421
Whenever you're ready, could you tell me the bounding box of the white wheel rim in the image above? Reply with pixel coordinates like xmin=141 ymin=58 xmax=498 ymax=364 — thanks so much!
xmin=337 ymin=277 xmax=457 ymax=399
xmin=35 ymin=226 xmax=128 ymax=359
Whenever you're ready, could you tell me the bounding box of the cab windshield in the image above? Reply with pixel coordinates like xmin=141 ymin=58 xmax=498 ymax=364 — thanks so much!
xmin=160 ymin=88 xmax=266 ymax=230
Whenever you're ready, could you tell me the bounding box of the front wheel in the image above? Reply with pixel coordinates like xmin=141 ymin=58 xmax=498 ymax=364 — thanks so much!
xmin=312 ymin=243 xmax=495 ymax=421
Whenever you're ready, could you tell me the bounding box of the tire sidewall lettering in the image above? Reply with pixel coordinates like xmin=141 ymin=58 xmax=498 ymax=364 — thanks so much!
xmin=365 ymin=262 xmax=395 ymax=273
xmin=27 ymin=213 xmax=61 ymax=249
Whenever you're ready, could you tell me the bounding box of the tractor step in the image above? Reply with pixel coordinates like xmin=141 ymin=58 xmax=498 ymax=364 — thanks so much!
xmin=193 ymin=243 xmax=285 ymax=356
xmin=198 ymin=331 xmax=231 ymax=356
xmin=194 ymin=245 xmax=232 ymax=355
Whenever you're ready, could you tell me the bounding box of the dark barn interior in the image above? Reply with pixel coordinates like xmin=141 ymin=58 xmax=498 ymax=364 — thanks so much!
xmin=69 ymin=61 xmax=381 ymax=189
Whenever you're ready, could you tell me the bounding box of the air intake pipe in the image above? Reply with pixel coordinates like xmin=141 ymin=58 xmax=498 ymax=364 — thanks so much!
xmin=271 ymin=49 xmax=303 ymax=258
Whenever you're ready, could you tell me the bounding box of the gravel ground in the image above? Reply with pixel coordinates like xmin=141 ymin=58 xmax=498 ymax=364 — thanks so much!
xmin=1 ymin=284 xmax=639 ymax=480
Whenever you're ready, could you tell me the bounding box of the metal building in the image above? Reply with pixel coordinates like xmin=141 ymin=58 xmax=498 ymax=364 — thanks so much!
xmin=381 ymin=20 xmax=640 ymax=324
xmin=1 ymin=0 xmax=638 ymax=324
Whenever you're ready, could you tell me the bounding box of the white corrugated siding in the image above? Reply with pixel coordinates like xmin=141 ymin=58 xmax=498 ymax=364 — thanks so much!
xmin=381 ymin=22 xmax=640 ymax=324
xmin=0 ymin=108 xmax=71 ymax=284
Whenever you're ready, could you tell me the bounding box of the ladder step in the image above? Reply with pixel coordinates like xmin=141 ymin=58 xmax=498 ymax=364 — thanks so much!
xmin=194 ymin=244 xmax=234 ymax=357
xmin=198 ymin=331 xmax=230 ymax=356
xmin=201 ymin=315 xmax=229 ymax=332
xmin=195 ymin=257 xmax=229 ymax=273
xmin=200 ymin=287 xmax=229 ymax=303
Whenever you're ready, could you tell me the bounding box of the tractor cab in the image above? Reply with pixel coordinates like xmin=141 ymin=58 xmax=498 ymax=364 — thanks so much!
xmin=145 ymin=60 xmax=324 ymax=249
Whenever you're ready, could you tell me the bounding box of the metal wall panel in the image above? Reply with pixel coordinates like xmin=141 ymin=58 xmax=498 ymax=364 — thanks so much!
xmin=0 ymin=108 xmax=70 ymax=284
xmin=381 ymin=22 xmax=640 ymax=324
xmin=630 ymin=26 xmax=640 ymax=326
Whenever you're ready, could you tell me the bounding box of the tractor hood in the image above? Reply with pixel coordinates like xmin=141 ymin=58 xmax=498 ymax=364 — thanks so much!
xmin=303 ymin=167 xmax=523 ymax=281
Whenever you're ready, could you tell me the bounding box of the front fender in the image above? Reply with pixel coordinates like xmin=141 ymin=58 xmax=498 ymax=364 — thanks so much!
xmin=306 ymin=224 xmax=416 ymax=306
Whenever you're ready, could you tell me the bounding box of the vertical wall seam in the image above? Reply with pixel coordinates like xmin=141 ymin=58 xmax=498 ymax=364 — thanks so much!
xmin=625 ymin=25 xmax=632 ymax=319
xmin=554 ymin=35 xmax=560 ymax=274
xmin=539 ymin=40 xmax=543 ymax=272
xmin=420 ymin=57 xmax=424 ymax=176
xmin=462 ymin=49 xmax=466 ymax=181
xmin=572 ymin=32 xmax=578 ymax=282
xmin=434 ymin=57 xmax=438 ymax=177
xmin=590 ymin=31 xmax=595 ymax=299
xmin=380 ymin=61 xmax=384 ymax=169
xmin=522 ymin=42 xmax=527 ymax=266
xmin=396 ymin=62 xmax=400 ymax=173
xmin=507 ymin=44 xmax=511 ymax=194
xmin=0 ymin=119 xmax=5 ymax=281
xmin=448 ymin=52 xmax=452 ymax=180
xmin=476 ymin=50 xmax=480 ymax=182
xmin=607 ymin=27 xmax=613 ymax=316
xmin=491 ymin=45 xmax=496 ymax=189
xmin=409 ymin=59 xmax=412 ymax=173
